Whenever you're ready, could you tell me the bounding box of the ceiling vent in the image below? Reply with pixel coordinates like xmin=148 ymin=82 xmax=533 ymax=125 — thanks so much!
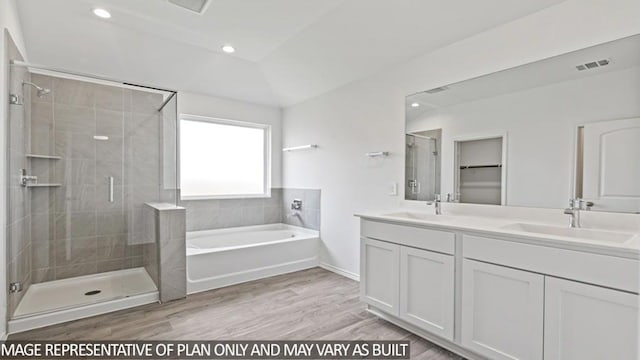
xmin=424 ymin=86 xmax=449 ymax=94
xmin=167 ymin=0 xmax=211 ymax=14
xmin=576 ymin=58 xmax=610 ymax=71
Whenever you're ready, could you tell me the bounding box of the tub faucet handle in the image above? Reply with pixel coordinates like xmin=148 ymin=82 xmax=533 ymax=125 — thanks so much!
xmin=291 ymin=199 xmax=302 ymax=210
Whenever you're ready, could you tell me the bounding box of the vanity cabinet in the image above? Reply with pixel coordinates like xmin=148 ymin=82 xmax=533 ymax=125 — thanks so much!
xmin=360 ymin=220 xmax=455 ymax=338
xmin=461 ymin=259 xmax=544 ymax=360
xmin=463 ymin=235 xmax=639 ymax=360
xmin=399 ymin=246 xmax=454 ymax=340
xmin=359 ymin=217 xmax=639 ymax=360
xmin=361 ymin=238 xmax=400 ymax=315
xmin=544 ymin=276 xmax=639 ymax=360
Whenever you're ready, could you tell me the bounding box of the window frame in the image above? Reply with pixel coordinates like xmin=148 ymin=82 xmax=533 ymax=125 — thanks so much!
xmin=178 ymin=114 xmax=272 ymax=200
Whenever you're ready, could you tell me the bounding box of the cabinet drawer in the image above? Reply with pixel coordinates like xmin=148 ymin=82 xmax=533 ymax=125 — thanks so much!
xmin=463 ymin=234 xmax=639 ymax=293
xmin=361 ymin=220 xmax=454 ymax=254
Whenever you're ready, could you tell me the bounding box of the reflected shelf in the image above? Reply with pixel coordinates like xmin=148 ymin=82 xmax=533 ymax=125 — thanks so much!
xmin=459 ymin=164 xmax=502 ymax=169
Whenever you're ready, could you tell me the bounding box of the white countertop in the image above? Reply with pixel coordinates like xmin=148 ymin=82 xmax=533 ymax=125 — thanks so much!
xmin=356 ymin=203 xmax=640 ymax=259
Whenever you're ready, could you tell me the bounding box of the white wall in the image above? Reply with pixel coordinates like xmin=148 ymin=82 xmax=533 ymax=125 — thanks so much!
xmin=282 ymin=0 xmax=640 ymax=277
xmin=177 ymin=92 xmax=283 ymax=188
xmin=0 ymin=0 xmax=26 ymax=338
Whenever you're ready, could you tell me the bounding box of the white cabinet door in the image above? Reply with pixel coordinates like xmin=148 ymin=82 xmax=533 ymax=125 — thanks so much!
xmin=544 ymin=276 xmax=639 ymax=360
xmin=399 ymin=247 xmax=454 ymax=340
xmin=583 ymin=117 xmax=640 ymax=212
xmin=360 ymin=238 xmax=399 ymax=315
xmin=461 ymin=259 xmax=544 ymax=360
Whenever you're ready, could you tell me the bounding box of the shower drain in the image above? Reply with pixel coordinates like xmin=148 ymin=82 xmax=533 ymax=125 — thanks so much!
xmin=84 ymin=290 xmax=101 ymax=296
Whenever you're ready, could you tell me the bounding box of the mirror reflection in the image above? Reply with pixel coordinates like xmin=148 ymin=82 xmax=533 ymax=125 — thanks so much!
xmin=405 ymin=129 xmax=441 ymax=201
xmin=405 ymin=34 xmax=640 ymax=213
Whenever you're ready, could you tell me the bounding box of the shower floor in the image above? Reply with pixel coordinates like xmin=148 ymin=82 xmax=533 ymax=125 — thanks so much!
xmin=13 ymin=268 xmax=157 ymax=318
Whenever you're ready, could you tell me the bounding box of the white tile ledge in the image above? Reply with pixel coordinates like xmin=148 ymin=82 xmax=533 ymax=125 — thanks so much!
xmin=145 ymin=202 xmax=185 ymax=211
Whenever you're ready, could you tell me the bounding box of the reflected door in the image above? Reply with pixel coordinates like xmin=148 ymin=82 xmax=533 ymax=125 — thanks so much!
xmin=582 ymin=118 xmax=640 ymax=213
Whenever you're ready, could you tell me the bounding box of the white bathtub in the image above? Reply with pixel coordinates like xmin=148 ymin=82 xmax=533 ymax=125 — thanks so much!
xmin=186 ymin=223 xmax=319 ymax=294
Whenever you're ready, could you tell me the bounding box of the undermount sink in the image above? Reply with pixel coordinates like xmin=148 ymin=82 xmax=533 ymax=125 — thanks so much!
xmin=501 ymin=223 xmax=635 ymax=243
xmin=383 ymin=212 xmax=455 ymax=222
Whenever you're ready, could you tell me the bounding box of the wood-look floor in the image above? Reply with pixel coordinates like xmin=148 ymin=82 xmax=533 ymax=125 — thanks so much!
xmin=10 ymin=268 xmax=463 ymax=359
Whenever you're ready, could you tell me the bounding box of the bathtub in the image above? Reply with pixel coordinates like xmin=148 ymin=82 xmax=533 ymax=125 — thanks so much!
xmin=186 ymin=223 xmax=319 ymax=294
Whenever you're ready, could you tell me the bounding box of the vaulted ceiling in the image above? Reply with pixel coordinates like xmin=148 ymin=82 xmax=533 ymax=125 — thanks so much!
xmin=17 ymin=0 xmax=565 ymax=107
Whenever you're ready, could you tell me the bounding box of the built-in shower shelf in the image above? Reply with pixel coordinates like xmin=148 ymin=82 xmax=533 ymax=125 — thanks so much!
xmin=26 ymin=154 xmax=61 ymax=160
xmin=26 ymin=183 xmax=62 ymax=188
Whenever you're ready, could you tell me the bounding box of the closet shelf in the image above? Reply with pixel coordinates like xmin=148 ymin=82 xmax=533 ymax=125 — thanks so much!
xmin=459 ymin=181 xmax=501 ymax=188
xmin=26 ymin=183 xmax=62 ymax=188
xmin=26 ymin=154 xmax=62 ymax=160
xmin=459 ymin=164 xmax=502 ymax=169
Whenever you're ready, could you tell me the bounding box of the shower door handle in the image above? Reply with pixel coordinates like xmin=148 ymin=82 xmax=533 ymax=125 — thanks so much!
xmin=108 ymin=177 xmax=114 ymax=203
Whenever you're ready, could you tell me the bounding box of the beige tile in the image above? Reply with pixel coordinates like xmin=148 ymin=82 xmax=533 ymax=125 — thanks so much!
xmin=31 ymin=101 xmax=54 ymax=133
xmin=32 ymin=241 xmax=54 ymax=270
xmin=97 ymin=211 xmax=128 ymax=235
xmin=54 ymin=159 xmax=96 ymax=185
xmin=131 ymin=90 xmax=162 ymax=114
xmin=95 ymin=85 xmax=124 ymax=111
xmin=97 ymin=259 xmax=125 ymax=273
xmin=54 ymin=103 xmax=95 ymax=133
xmin=55 ymin=131 xmax=96 ymax=160
xmin=54 ymin=236 xmax=98 ymax=266
xmin=31 ymin=268 xmax=55 ymax=284
xmin=55 ymin=262 xmax=98 ymax=280
xmin=96 ymin=234 xmax=127 ymax=260
xmin=54 ymin=185 xmax=96 ymax=213
xmin=53 ymin=78 xmax=95 ymax=107
xmin=55 ymin=212 xmax=97 ymax=240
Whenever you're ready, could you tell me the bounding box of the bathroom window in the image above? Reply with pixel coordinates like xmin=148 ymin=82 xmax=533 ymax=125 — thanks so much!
xmin=179 ymin=115 xmax=271 ymax=199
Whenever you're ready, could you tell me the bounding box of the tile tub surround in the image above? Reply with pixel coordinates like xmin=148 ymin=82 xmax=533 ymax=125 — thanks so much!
xmin=26 ymin=73 xmax=172 ymax=283
xmin=281 ymin=188 xmax=321 ymax=231
xmin=181 ymin=188 xmax=321 ymax=231
xmin=144 ymin=203 xmax=186 ymax=303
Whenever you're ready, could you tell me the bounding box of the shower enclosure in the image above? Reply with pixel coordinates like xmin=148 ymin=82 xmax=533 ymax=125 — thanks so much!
xmin=6 ymin=61 xmax=178 ymax=331
xmin=405 ymin=131 xmax=441 ymax=201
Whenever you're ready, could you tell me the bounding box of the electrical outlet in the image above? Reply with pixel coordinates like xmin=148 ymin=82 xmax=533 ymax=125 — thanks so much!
xmin=388 ymin=182 xmax=398 ymax=196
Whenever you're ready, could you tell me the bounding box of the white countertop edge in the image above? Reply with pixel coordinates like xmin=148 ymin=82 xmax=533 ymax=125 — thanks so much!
xmin=355 ymin=212 xmax=640 ymax=260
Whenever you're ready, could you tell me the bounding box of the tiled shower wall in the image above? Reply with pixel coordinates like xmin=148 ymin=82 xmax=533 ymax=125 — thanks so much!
xmin=181 ymin=188 xmax=321 ymax=232
xmin=6 ymin=34 xmax=31 ymax=314
xmin=27 ymin=73 xmax=167 ymax=283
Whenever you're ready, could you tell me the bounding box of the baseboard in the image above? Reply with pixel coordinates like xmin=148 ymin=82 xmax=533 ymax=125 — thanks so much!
xmin=318 ymin=262 xmax=360 ymax=282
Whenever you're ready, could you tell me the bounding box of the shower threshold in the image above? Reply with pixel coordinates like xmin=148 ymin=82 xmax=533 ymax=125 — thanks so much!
xmin=8 ymin=268 xmax=159 ymax=334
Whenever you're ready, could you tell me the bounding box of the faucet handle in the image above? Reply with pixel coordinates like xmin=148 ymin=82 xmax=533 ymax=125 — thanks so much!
xmin=434 ymin=194 xmax=441 ymax=202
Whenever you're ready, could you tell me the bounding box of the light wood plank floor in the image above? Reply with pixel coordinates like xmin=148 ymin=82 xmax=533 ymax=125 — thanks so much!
xmin=10 ymin=268 xmax=463 ymax=359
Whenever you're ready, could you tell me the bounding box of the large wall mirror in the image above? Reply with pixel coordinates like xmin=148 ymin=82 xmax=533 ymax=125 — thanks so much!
xmin=405 ymin=34 xmax=640 ymax=213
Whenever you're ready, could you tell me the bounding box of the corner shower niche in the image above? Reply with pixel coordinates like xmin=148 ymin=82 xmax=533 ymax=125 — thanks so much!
xmin=6 ymin=63 xmax=179 ymax=332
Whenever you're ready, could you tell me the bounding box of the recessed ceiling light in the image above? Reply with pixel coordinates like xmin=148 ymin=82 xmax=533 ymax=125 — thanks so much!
xmin=221 ymin=45 xmax=235 ymax=54
xmin=92 ymin=8 xmax=111 ymax=19
xmin=411 ymin=102 xmax=420 ymax=107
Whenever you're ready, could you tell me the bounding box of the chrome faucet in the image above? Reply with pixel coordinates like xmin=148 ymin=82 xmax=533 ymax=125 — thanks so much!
xmin=287 ymin=199 xmax=302 ymax=218
xmin=564 ymin=198 xmax=582 ymax=228
xmin=427 ymin=194 xmax=442 ymax=215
